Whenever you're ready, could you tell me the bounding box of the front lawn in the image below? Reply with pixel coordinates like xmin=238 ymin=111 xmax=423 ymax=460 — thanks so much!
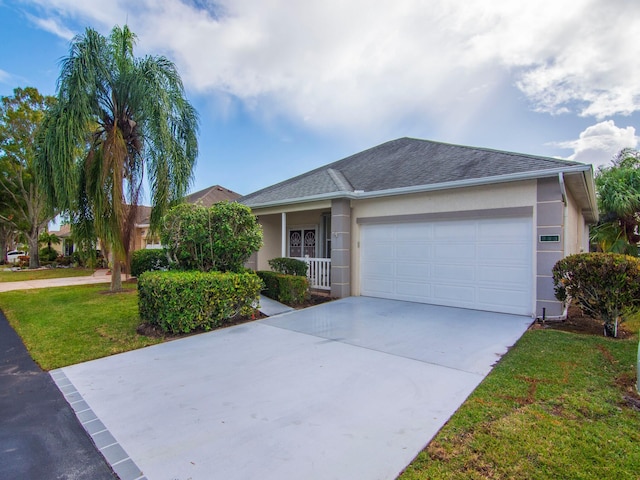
xmin=0 ymin=283 xmax=162 ymax=370
xmin=400 ymin=325 xmax=640 ymax=479
xmin=0 ymin=267 xmax=94 ymax=282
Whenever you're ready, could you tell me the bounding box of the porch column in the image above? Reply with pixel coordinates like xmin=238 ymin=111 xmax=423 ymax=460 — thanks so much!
xmin=331 ymin=198 xmax=351 ymax=298
xmin=281 ymin=212 xmax=286 ymax=257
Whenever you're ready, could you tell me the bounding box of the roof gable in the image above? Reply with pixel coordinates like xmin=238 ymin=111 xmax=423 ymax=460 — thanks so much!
xmin=185 ymin=185 xmax=241 ymax=206
xmin=241 ymin=137 xmax=587 ymax=207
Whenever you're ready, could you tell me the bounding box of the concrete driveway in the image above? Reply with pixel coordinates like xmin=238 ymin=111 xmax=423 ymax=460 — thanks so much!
xmin=53 ymin=297 xmax=532 ymax=480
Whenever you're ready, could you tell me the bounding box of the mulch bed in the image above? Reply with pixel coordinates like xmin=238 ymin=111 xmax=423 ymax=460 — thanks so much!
xmin=533 ymin=305 xmax=635 ymax=339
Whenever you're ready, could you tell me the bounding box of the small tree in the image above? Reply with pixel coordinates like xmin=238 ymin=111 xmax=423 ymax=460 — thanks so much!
xmin=161 ymin=202 xmax=262 ymax=272
xmin=553 ymin=253 xmax=640 ymax=337
xmin=0 ymin=87 xmax=56 ymax=268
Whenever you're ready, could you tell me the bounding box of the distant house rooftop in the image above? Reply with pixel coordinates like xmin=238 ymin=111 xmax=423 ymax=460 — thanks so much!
xmin=133 ymin=185 xmax=241 ymax=226
xmin=185 ymin=185 xmax=241 ymax=207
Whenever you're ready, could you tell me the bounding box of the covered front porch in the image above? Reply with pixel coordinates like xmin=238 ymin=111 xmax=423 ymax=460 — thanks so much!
xmin=250 ymin=199 xmax=351 ymax=297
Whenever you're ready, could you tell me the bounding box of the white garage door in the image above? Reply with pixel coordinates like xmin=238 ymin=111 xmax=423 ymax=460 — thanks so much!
xmin=360 ymin=216 xmax=532 ymax=315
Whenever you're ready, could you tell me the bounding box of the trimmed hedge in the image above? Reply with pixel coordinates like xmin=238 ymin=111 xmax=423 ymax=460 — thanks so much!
xmin=553 ymin=252 xmax=640 ymax=336
xmin=138 ymin=270 xmax=263 ymax=333
xmin=131 ymin=249 xmax=169 ymax=277
xmin=257 ymin=270 xmax=309 ymax=306
xmin=268 ymin=257 xmax=308 ymax=276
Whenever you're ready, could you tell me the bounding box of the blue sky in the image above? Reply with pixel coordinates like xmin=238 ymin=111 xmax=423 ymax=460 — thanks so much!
xmin=1 ymin=0 xmax=639 ymax=200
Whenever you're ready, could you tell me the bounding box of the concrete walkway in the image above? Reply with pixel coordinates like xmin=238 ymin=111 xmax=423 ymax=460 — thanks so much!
xmin=0 ymin=271 xmax=284 ymax=319
xmin=55 ymin=297 xmax=532 ymax=480
xmin=0 ymin=269 xmax=111 ymax=292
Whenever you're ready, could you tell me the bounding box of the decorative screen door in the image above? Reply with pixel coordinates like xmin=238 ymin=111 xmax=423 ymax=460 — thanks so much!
xmin=289 ymin=228 xmax=316 ymax=257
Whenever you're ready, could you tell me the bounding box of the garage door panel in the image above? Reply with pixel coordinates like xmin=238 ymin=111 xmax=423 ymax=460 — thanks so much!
xmin=477 ymin=288 xmax=530 ymax=309
xmin=477 ymin=265 xmax=529 ymax=284
xmin=478 ymin=244 xmax=529 ymax=262
xmin=362 ymin=244 xmax=390 ymax=259
xmin=360 ymin=217 xmax=532 ymax=315
xmin=397 ymin=281 xmax=431 ymax=298
xmin=397 ymin=245 xmax=431 ymax=260
xmin=362 ymin=261 xmax=394 ymax=276
xmin=433 ymin=284 xmax=476 ymax=302
xmin=434 ymin=244 xmax=476 ymax=261
xmin=434 ymin=222 xmax=476 ymax=240
xmin=396 ymin=223 xmax=433 ymax=240
xmin=363 ymin=278 xmax=395 ymax=295
xmin=366 ymin=227 xmax=394 ymax=241
xmin=396 ymin=262 xmax=431 ymax=278
xmin=433 ymin=264 xmax=475 ymax=281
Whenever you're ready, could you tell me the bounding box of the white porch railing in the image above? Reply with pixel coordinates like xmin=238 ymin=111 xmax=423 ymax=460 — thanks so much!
xmin=293 ymin=256 xmax=331 ymax=290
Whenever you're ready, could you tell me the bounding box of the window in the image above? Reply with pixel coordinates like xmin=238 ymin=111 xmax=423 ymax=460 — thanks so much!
xmin=289 ymin=228 xmax=316 ymax=257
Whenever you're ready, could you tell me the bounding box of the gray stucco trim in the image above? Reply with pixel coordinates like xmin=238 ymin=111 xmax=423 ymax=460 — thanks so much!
xmin=356 ymin=206 xmax=533 ymax=225
xmin=331 ymin=198 xmax=351 ymax=298
xmin=536 ymin=178 xmax=564 ymax=318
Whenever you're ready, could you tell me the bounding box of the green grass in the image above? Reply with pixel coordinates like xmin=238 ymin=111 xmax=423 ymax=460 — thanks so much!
xmin=0 ymin=283 xmax=162 ymax=370
xmin=0 ymin=267 xmax=94 ymax=282
xmin=399 ymin=328 xmax=640 ymax=480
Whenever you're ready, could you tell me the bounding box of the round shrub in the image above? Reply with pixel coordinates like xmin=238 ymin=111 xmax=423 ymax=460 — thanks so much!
xmin=553 ymin=252 xmax=640 ymax=336
xmin=39 ymin=247 xmax=59 ymax=262
xmin=268 ymin=257 xmax=308 ymax=276
xmin=161 ymin=202 xmax=263 ymax=273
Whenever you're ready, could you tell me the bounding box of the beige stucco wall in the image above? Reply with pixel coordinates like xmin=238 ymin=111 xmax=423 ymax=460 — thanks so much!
xmin=350 ymin=180 xmax=538 ymax=296
xmin=564 ymin=187 xmax=586 ymax=255
xmin=255 ymin=214 xmax=283 ymax=271
xmin=254 ymin=208 xmax=330 ymax=271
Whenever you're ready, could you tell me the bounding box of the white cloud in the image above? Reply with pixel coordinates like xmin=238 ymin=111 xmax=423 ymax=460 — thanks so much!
xmin=18 ymin=0 xmax=640 ymax=135
xmin=25 ymin=13 xmax=75 ymax=40
xmin=553 ymin=120 xmax=639 ymax=167
xmin=0 ymin=68 xmax=10 ymax=83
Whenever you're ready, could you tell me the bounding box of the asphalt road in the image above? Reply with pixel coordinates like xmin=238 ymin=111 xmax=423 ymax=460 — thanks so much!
xmin=0 ymin=311 xmax=117 ymax=479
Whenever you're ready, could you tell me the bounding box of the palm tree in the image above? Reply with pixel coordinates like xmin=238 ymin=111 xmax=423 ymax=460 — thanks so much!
xmin=591 ymin=148 xmax=640 ymax=255
xmin=39 ymin=230 xmax=61 ymax=249
xmin=37 ymin=25 xmax=198 ymax=290
xmin=38 ymin=230 xmax=61 ymax=261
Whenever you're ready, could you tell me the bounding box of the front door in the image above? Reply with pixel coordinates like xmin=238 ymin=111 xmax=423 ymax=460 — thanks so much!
xmin=289 ymin=228 xmax=316 ymax=257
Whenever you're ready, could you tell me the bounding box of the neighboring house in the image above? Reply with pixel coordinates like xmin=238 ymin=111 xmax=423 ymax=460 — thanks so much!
xmin=49 ymin=223 xmax=74 ymax=257
xmin=132 ymin=184 xmax=241 ymax=250
xmin=50 ymin=185 xmax=241 ymax=256
xmin=240 ymin=137 xmax=598 ymax=318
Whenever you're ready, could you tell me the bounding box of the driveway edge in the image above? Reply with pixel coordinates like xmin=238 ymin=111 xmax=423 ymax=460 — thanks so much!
xmin=51 ymin=369 xmax=147 ymax=480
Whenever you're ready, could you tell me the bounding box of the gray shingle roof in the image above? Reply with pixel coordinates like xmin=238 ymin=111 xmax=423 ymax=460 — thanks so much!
xmin=240 ymin=137 xmax=585 ymax=206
